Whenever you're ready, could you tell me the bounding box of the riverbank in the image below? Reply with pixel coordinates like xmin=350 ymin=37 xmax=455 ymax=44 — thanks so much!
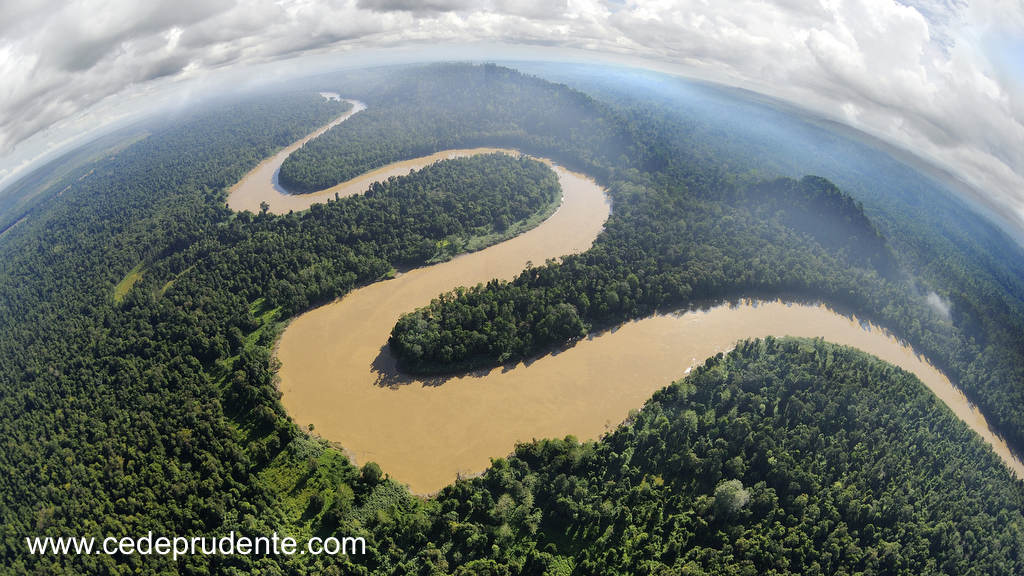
xmin=227 ymin=98 xmax=1023 ymax=495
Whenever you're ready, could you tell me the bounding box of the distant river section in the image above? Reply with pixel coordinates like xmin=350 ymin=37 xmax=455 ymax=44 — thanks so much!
xmin=226 ymin=100 xmax=1024 ymax=494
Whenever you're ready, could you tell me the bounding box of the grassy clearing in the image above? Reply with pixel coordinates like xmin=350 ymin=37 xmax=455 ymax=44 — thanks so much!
xmin=113 ymin=262 xmax=145 ymax=302
xmin=255 ymin=435 xmax=358 ymax=536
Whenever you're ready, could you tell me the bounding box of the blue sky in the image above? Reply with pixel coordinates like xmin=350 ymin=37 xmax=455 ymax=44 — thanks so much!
xmin=0 ymin=0 xmax=1022 ymax=233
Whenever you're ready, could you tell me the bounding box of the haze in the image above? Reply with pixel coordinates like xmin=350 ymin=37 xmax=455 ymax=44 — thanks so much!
xmin=1 ymin=0 xmax=1022 ymax=235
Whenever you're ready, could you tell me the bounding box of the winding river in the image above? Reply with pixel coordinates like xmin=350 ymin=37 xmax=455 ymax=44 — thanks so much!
xmin=227 ymin=101 xmax=1024 ymax=494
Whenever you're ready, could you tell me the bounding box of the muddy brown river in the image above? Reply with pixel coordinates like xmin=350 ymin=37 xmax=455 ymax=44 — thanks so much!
xmin=226 ymin=98 xmax=515 ymax=215
xmin=227 ymin=103 xmax=1024 ymax=494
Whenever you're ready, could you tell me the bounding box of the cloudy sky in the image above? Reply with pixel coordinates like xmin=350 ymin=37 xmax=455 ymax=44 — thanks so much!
xmin=1 ymin=0 xmax=1022 ymax=233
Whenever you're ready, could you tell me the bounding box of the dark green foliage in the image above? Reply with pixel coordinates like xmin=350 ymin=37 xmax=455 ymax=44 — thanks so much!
xmin=0 ymin=83 xmax=562 ymax=574
xmin=361 ymin=463 xmax=384 ymax=487
xmin=555 ymin=68 xmax=1024 ymax=459
xmin=373 ymin=339 xmax=1024 ymax=575
xmin=2 ymin=63 xmax=1024 ymax=575
xmin=389 ymin=173 xmax=904 ymax=374
xmin=0 ymin=90 xmax=351 ymax=575
xmin=385 ymin=79 xmax=1024 ymax=461
xmin=746 ymin=175 xmax=895 ymax=274
xmin=154 ymin=152 xmax=559 ymax=317
xmin=278 ymin=63 xmax=642 ymax=192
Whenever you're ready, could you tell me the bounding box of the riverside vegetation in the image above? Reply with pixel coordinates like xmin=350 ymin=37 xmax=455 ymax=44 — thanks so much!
xmin=360 ymin=338 xmax=1024 ymax=575
xmin=0 ymin=64 xmax=1022 ymax=574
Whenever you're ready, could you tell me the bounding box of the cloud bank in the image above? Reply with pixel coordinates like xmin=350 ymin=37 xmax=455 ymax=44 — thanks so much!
xmin=1 ymin=0 xmax=1022 ymax=233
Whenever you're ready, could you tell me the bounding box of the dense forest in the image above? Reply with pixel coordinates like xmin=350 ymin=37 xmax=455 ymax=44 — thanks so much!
xmin=278 ymin=64 xmax=644 ymax=192
xmin=1 ymin=63 xmax=1023 ymax=574
xmin=0 ymin=82 xmax=563 ymax=574
xmin=360 ymin=67 xmax=1024 ymax=463
xmin=389 ymin=174 xmax=900 ymax=372
xmin=541 ymin=63 xmax=1024 ymax=453
xmin=342 ymin=338 xmax=1023 ymax=575
xmin=149 ymin=152 xmax=561 ymax=318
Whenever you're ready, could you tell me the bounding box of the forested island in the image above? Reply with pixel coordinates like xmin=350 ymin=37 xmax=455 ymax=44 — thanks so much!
xmin=1 ymin=63 xmax=1023 ymax=574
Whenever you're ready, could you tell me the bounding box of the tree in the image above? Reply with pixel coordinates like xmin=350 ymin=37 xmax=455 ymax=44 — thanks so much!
xmin=361 ymin=461 xmax=383 ymax=487
xmin=713 ymin=479 xmax=750 ymax=517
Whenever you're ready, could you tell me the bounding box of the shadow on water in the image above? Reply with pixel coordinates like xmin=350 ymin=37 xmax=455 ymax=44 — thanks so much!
xmin=370 ymin=344 xmax=494 ymax=389
xmin=369 ymin=291 xmax=923 ymax=389
xmin=369 ymin=336 xmax=578 ymax=389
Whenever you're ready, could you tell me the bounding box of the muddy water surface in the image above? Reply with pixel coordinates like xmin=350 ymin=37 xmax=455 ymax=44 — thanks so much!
xmin=224 ymin=99 xmax=518 ymax=215
xmin=281 ymin=295 xmax=1024 ymax=494
xmin=227 ymin=99 xmax=365 ymax=214
xmin=269 ymin=169 xmax=1023 ymax=492
xmin=228 ymin=101 xmax=1023 ymax=494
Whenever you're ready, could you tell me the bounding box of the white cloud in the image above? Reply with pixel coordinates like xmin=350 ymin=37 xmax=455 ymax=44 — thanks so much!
xmin=927 ymin=290 xmax=952 ymax=320
xmin=0 ymin=0 xmax=1022 ymax=236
